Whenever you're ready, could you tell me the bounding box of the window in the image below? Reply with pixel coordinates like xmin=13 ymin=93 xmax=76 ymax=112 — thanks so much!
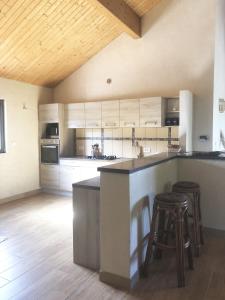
xmin=0 ymin=100 xmax=5 ymax=153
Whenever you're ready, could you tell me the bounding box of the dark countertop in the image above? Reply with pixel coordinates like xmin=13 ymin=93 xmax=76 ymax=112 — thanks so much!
xmin=97 ymin=151 xmax=225 ymax=174
xmin=98 ymin=153 xmax=177 ymax=174
xmin=73 ymin=176 xmax=100 ymax=190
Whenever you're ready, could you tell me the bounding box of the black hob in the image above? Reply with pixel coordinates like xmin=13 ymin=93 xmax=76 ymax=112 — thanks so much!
xmin=87 ymin=155 xmax=117 ymax=160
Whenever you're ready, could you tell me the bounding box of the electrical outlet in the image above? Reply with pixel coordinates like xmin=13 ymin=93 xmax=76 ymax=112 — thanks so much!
xmin=143 ymin=147 xmax=151 ymax=153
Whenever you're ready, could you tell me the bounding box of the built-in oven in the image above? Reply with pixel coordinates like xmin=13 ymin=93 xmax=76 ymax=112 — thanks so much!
xmin=40 ymin=139 xmax=59 ymax=164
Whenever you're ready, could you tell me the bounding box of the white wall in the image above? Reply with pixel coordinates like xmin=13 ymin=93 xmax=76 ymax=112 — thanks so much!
xmin=0 ymin=77 xmax=52 ymax=201
xmin=213 ymin=0 xmax=225 ymax=150
xmin=178 ymin=159 xmax=225 ymax=230
xmin=53 ymin=0 xmax=215 ymax=151
xmin=100 ymin=159 xmax=178 ymax=285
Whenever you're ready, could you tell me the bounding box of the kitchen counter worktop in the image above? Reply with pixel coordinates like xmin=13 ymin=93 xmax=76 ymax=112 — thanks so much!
xmin=73 ymin=176 xmax=100 ymax=190
xmin=60 ymin=156 xmax=130 ymax=163
xmin=98 ymin=151 xmax=225 ymax=174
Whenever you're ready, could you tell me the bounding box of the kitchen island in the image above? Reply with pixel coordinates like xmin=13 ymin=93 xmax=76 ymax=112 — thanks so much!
xmin=97 ymin=151 xmax=225 ymax=289
xmin=73 ymin=177 xmax=100 ymax=271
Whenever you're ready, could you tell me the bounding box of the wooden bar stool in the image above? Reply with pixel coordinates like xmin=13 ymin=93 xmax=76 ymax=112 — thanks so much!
xmin=143 ymin=192 xmax=193 ymax=288
xmin=172 ymin=181 xmax=204 ymax=257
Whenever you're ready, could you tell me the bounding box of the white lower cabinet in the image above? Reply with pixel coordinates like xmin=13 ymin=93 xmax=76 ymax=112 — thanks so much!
xmin=40 ymin=162 xmax=100 ymax=192
xmin=59 ymin=165 xmax=81 ymax=191
xmin=40 ymin=164 xmax=59 ymax=189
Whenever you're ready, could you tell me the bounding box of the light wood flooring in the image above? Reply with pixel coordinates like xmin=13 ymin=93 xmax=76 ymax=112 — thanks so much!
xmin=0 ymin=193 xmax=224 ymax=300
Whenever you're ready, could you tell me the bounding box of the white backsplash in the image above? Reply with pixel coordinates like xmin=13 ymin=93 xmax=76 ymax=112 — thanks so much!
xmin=75 ymin=127 xmax=179 ymax=158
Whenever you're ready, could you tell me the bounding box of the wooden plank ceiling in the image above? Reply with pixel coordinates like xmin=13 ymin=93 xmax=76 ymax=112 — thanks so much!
xmin=123 ymin=0 xmax=162 ymax=16
xmin=0 ymin=0 xmax=161 ymax=87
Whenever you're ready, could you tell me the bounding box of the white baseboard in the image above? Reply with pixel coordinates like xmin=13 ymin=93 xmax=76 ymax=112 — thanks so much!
xmin=41 ymin=188 xmax=72 ymax=197
xmin=0 ymin=189 xmax=41 ymax=205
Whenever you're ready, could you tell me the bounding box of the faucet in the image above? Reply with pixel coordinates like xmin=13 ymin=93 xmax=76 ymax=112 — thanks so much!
xmin=135 ymin=141 xmax=144 ymax=159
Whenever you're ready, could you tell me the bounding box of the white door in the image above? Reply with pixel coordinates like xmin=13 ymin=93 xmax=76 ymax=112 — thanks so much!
xmin=65 ymin=103 xmax=85 ymax=128
xmin=102 ymin=100 xmax=119 ymax=128
xmin=140 ymin=97 xmax=164 ymax=127
xmin=119 ymin=99 xmax=139 ymax=127
xmin=85 ymin=102 xmax=101 ymax=128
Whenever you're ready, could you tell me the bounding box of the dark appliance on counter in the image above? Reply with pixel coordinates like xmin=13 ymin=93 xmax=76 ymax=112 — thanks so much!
xmin=40 ymin=139 xmax=59 ymax=164
xmin=45 ymin=123 xmax=59 ymax=138
xmin=87 ymin=155 xmax=117 ymax=160
xmin=165 ymin=117 xmax=179 ymax=126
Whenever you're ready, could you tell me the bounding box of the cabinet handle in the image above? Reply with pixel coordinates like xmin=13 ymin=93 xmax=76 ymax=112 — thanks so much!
xmin=145 ymin=121 xmax=157 ymax=125
xmin=105 ymin=122 xmax=116 ymax=127
xmin=87 ymin=122 xmax=99 ymax=127
xmin=124 ymin=122 xmax=135 ymax=126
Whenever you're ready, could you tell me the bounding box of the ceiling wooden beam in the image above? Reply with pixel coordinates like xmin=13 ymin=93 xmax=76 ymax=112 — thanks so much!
xmin=91 ymin=0 xmax=141 ymax=38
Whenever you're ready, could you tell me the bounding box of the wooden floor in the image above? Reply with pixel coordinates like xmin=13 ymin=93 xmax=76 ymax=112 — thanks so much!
xmin=0 ymin=193 xmax=224 ymax=300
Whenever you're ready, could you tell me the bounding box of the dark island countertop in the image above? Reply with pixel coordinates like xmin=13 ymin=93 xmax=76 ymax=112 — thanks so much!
xmin=73 ymin=177 xmax=100 ymax=190
xmin=97 ymin=151 xmax=225 ymax=174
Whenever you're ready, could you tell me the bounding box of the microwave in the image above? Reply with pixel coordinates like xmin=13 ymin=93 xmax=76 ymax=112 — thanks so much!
xmin=40 ymin=139 xmax=59 ymax=164
xmin=45 ymin=123 xmax=59 ymax=138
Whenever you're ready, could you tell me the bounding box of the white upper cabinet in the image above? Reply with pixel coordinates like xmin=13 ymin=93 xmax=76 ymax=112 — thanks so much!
xmin=119 ymin=99 xmax=139 ymax=128
xmin=85 ymin=102 xmax=102 ymax=128
xmin=39 ymin=103 xmax=62 ymax=123
xmin=65 ymin=103 xmax=85 ymax=128
xmin=102 ymin=100 xmax=120 ymax=128
xmin=140 ymin=97 xmax=165 ymax=127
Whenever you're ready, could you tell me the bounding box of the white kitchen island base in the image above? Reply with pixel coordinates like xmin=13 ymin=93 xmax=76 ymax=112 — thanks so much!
xmin=73 ymin=177 xmax=100 ymax=271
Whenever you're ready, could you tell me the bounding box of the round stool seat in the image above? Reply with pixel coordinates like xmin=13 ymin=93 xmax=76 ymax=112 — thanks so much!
xmin=173 ymin=181 xmax=200 ymax=193
xmin=155 ymin=192 xmax=189 ymax=207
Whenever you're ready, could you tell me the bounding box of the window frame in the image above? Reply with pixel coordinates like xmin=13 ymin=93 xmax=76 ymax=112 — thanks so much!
xmin=0 ymin=99 xmax=6 ymax=153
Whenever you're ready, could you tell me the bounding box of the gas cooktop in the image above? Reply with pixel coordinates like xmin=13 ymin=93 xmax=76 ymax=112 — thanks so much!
xmin=87 ymin=155 xmax=117 ymax=160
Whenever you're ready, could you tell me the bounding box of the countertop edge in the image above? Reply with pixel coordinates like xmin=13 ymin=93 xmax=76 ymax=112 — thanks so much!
xmin=97 ymin=153 xmax=225 ymax=174
xmin=73 ymin=176 xmax=100 ymax=190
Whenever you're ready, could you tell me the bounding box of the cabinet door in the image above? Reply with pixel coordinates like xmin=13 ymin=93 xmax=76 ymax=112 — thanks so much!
xmin=40 ymin=164 xmax=59 ymax=189
xmin=65 ymin=103 xmax=85 ymax=128
xmin=60 ymin=165 xmax=81 ymax=191
xmin=102 ymin=100 xmax=119 ymax=128
xmin=80 ymin=167 xmax=99 ymax=181
xmin=85 ymin=102 xmax=101 ymax=128
xmin=140 ymin=97 xmax=165 ymax=127
xmin=39 ymin=104 xmax=59 ymax=123
xmin=119 ymin=99 xmax=139 ymax=127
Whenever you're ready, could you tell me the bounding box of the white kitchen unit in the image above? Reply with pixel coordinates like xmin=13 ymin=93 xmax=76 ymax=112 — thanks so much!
xmin=179 ymin=90 xmax=193 ymax=152
xmin=40 ymin=164 xmax=60 ymax=189
xmin=65 ymin=103 xmax=85 ymax=128
xmin=73 ymin=177 xmax=100 ymax=271
xmin=40 ymin=158 xmax=123 ymax=192
xmin=140 ymin=97 xmax=165 ymax=127
xmin=85 ymin=102 xmax=101 ymax=128
xmin=119 ymin=99 xmax=140 ymax=127
xmin=60 ymin=165 xmax=81 ymax=191
xmin=101 ymin=100 xmax=120 ymax=128
xmin=39 ymin=103 xmax=63 ymax=123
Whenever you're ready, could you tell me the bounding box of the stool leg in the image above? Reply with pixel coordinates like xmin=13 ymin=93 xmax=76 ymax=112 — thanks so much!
xmin=154 ymin=209 xmax=165 ymax=259
xmin=192 ymin=193 xmax=200 ymax=257
xmin=175 ymin=207 xmax=185 ymax=288
xmin=143 ymin=204 xmax=158 ymax=277
xmin=197 ymin=191 xmax=204 ymax=245
xmin=184 ymin=210 xmax=194 ymax=270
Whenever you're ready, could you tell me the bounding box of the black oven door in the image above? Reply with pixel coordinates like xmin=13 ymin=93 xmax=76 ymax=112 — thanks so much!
xmin=41 ymin=144 xmax=59 ymax=164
